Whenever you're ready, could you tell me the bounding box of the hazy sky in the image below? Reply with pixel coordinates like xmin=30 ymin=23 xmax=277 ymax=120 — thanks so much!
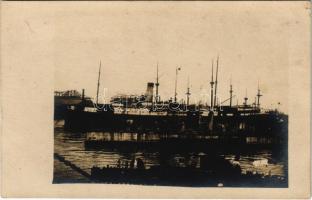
xmin=53 ymin=2 xmax=308 ymax=113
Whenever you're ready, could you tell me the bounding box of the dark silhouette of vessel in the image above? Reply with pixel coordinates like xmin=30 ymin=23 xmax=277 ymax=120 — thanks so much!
xmin=90 ymin=154 xmax=287 ymax=187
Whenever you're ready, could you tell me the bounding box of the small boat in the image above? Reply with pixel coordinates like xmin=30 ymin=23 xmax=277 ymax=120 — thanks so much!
xmin=90 ymin=155 xmax=243 ymax=186
xmin=90 ymin=158 xmax=287 ymax=187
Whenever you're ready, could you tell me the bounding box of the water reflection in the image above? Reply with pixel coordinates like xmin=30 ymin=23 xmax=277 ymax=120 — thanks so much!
xmin=55 ymin=130 xmax=287 ymax=178
xmin=86 ymin=132 xmax=164 ymax=141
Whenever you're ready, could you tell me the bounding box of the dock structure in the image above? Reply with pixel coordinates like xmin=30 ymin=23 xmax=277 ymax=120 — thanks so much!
xmin=54 ymin=153 xmax=92 ymax=181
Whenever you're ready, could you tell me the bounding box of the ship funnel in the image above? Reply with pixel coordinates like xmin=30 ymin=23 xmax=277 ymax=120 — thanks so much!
xmin=82 ymin=89 xmax=85 ymax=100
xmin=145 ymin=82 xmax=154 ymax=102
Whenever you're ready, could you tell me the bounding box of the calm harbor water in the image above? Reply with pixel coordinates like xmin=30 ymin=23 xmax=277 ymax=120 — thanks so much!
xmin=54 ymin=123 xmax=288 ymax=185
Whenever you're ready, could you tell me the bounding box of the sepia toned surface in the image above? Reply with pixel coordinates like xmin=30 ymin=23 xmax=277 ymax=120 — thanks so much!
xmin=1 ymin=1 xmax=311 ymax=198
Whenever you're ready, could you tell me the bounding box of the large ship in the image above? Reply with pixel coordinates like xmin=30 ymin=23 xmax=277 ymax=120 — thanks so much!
xmin=61 ymin=60 xmax=288 ymax=146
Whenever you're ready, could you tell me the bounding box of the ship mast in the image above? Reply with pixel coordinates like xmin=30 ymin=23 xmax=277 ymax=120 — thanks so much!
xmin=155 ymin=62 xmax=159 ymax=103
xmin=229 ymin=77 xmax=233 ymax=107
xmin=213 ymin=56 xmax=219 ymax=108
xmin=96 ymin=61 xmax=101 ymax=105
xmin=174 ymin=66 xmax=181 ymax=103
xmin=186 ymin=76 xmax=191 ymax=107
xmin=210 ymin=59 xmax=214 ymax=109
xmin=257 ymin=82 xmax=262 ymax=109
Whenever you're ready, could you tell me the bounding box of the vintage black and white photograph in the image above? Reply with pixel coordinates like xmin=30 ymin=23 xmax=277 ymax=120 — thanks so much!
xmin=52 ymin=2 xmax=290 ymax=187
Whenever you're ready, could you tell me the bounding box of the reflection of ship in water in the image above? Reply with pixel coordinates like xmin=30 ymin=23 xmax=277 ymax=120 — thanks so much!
xmin=84 ymin=132 xmax=287 ymax=153
xmin=53 ymin=129 xmax=288 ymax=186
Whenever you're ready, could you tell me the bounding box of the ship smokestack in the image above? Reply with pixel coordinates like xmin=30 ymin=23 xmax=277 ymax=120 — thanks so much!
xmin=145 ymin=82 xmax=154 ymax=102
xmin=82 ymin=89 xmax=85 ymax=100
xmin=244 ymin=89 xmax=248 ymax=107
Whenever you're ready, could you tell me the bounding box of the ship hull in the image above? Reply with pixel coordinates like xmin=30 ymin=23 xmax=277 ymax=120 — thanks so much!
xmin=64 ymin=110 xmax=287 ymax=141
